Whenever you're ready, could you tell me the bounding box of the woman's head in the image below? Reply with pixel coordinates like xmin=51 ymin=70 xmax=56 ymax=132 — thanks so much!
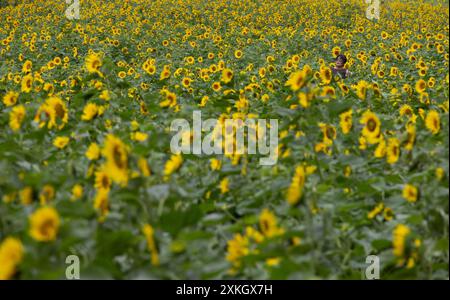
xmin=335 ymin=54 xmax=347 ymax=68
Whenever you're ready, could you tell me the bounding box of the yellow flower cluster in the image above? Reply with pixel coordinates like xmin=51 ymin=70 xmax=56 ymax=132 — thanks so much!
xmin=226 ymin=209 xmax=286 ymax=273
xmin=0 ymin=237 xmax=24 ymax=280
xmin=0 ymin=0 xmax=447 ymax=278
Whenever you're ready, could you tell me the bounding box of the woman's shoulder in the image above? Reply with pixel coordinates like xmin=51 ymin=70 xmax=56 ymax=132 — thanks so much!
xmin=332 ymin=67 xmax=350 ymax=78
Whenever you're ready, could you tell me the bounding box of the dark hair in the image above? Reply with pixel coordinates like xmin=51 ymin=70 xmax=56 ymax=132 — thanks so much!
xmin=335 ymin=54 xmax=347 ymax=63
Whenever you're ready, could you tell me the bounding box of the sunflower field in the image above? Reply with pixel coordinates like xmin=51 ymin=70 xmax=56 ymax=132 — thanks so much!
xmin=0 ymin=0 xmax=448 ymax=280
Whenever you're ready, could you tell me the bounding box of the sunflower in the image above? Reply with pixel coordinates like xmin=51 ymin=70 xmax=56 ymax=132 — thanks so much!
xmin=321 ymin=86 xmax=335 ymax=98
xmin=344 ymin=39 xmax=351 ymax=48
xmin=425 ymin=110 xmax=440 ymax=134
xmin=85 ymin=52 xmax=103 ymax=76
xmin=221 ymin=68 xmax=233 ymax=84
xmin=226 ymin=233 xmax=249 ymax=269
xmin=21 ymin=74 xmax=33 ymax=93
xmin=53 ymin=57 xmax=62 ymax=65
xmin=0 ymin=237 xmax=24 ymax=280
xmin=127 ymin=67 xmax=135 ymax=76
xmin=418 ymin=68 xmax=426 ymax=77
xmin=199 ymin=95 xmax=209 ymax=107
xmin=428 ymin=77 xmax=435 ymax=88
xmin=258 ymin=67 xmax=266 ymax=78
xmin=402 ymin=184 xmax=418 ymax=203
xmin=212 ymin=81 xmax=222 ymax=92
xmin=259 ymin=209 xmax=284 ymax=238
xmin=94 ymin=188 xmax=109 ymax=222
xmin=435 ymin=168 xmax=445 ymax=181
xmin=53 ymin=136 xmax=69 ymax=149
xmin=43 ymin=83 xmax=55 ymax=94
xmin=29 ymin=206 xmax=60 ymax=242
xmin=9 ymin=105 xmax=26 ymax=132
xmin=19 ymin=187 xmax=33 ymax=205
xmin=332 ymin=46 xmax=341 ymax=57
xmin=392 ymin=224 xmax=414 ymax=267
xmin=404 ymin=124 xmax=416 ymax=151
xmin=22 ymin=60 xmax=32 ymax=73
xmin=81 ymin=103 xmax=101 ymax=121
xmin=339 ymin=109 xmax=352 ymax=134
xmin=39 ymin=184 xmax=55 ymax=205
xmin=142 ymin=224 xmax=159 ymax=266
xmin=298 ymin=91 xmax=313 ymax=108
xmin=163 ymin=154 xmax=183 ymax=180
xmin=185 ymin=56 xmax=195 ymax=64
xmin=319 ymin=123 xmax=336 ymax=145
xmin=143 ymin=63 xmax=156 ymax=75
xmin=338 ymin=82 xmax=349 ymax=94
xmin=98 ymin=90 xmax=110 ymax=102
xmin=102 ymin=134 xmax=129 ymax=186
xmin=360 ymin=110 xmax=381 ymax=144
xmin=181 ymin=77 xmax=192 ymax=88
xmin=234 ymin=49 xmax=243 ymax=59
xmin=160 ymin=65 xmax=171 ymax=80
xmin=399 ymin=104 xmax=413 ymax=118
xmin=234 ymin=94 xmax=249 ymax=111
xmin=386 ymin=138 xmax=400 ymax=164
xmin=131 ymin=131 xmax=148 ymax=142
xmin=210 ymin=158 xmax=222 ymax=171
xmin=415 ymin=79 xmax=426 ymax=93
xmin=285 ymin=60 xmax=294 ymax=70
xmin=285 ymin=69 xmax=307 ymax=91
xmin=48 ymin=97 xmax=68 ymax=123
xmin=355 ymin=80 xmax=369 ymax=100
xmin=140 ymin=101 xmax=149 ymax=115
xmin=34 ymin=96 xmax=69 ymax=130
xmin=2 ymin=91 xmax=19 ymax=107
xmin=159 ymin=90 xmax=177 ymax=108
xmin=390 ymin=67 xmax=399 ymax=77
xmin=367 ymin=203 xmax=384 ymax=219
xmin=315 ymin=141 xmax=331 ymax=155
xmin=86 ymin=142 xmax=100 ymax=160
xmin=209 ymin=64 xmax=218 ymax=73
xmin=71 ymin=184 xmax=83 ymax=201
xmin=47 ymin=61 xmax=55 ymax=70
xmin=419 ymin=92 xmax=430 ymax=105
xmin=95 ymin=169 xmax=111 ymax=191
xmin=374 ymin=136 xmax=386 ymax=158
xmin=383 ymin=207 xmax=394 ymax=221
xmin=319 ymin=66 xmax=332 ymax=84
xmin=402 ymin=84 xmax=412 ymax=95
xmin=138 ymin=157 xmax=151 ymax=177
xmin=286 ymin=165 xmax=306 ymax=205
xmin=219 ymin=177 xmax=229 ymax=194
xmin=392 ymin=224 xmax=410 ymax=258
